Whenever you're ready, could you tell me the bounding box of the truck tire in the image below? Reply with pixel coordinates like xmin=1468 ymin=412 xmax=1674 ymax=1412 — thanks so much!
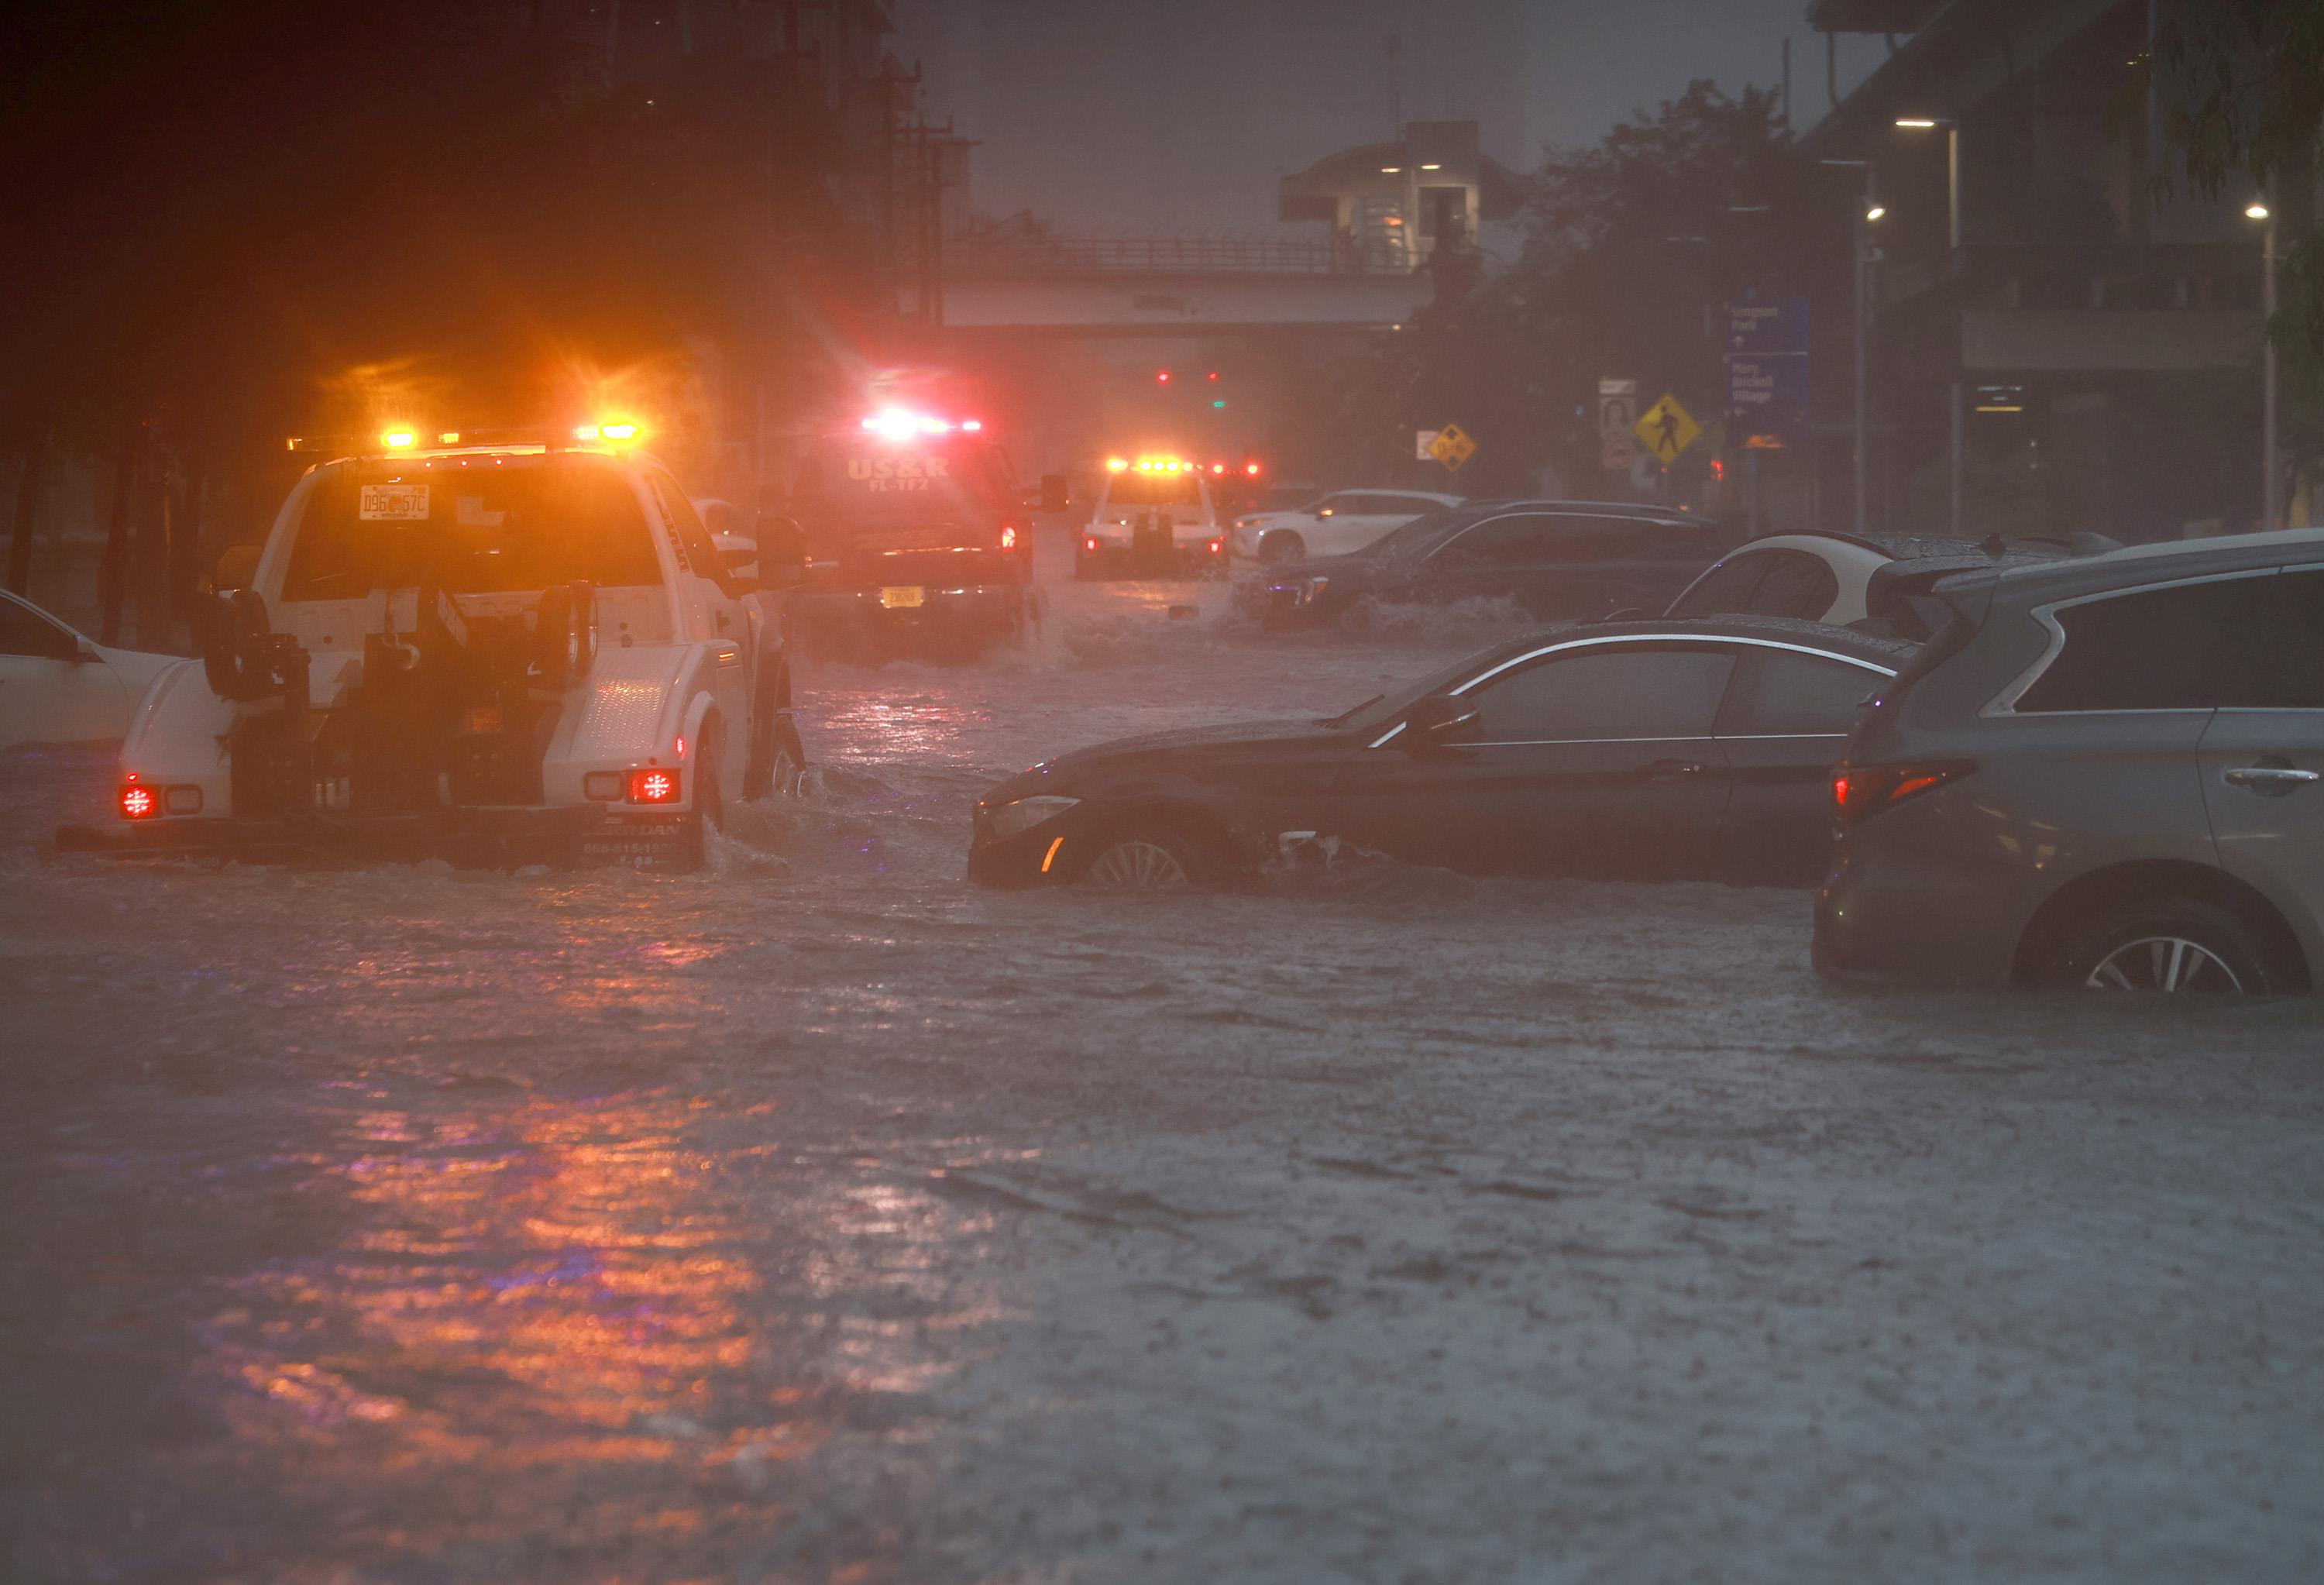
xmin=742 ymin=652 xmax=806 ymax=799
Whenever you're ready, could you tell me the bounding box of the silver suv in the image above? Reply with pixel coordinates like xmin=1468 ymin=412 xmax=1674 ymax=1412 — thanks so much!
xmin=1817 ymin=528 xmax=2324 ymax=992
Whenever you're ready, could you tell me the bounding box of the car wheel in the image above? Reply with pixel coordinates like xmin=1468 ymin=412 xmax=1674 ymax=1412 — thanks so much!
xmin=1011 ymin=583 xmax=1049 ymax=647
xmin=2058 ymin=896 xmax=2286 ymax=994
xmin=741 ymin=653 xmax=792 ymax=799
xmin=1260 ymin=531 xmax=1305 ymax=565
xmin=1081 ymin=826 xmax=1210 ymax=890
xmin=682 ymin=718 xmax=727 ymax=872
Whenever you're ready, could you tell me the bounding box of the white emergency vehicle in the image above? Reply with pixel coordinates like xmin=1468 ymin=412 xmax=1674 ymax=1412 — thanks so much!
xmin=1074 ymin=456 xmax=1229 ymax=579
xmin=58 ymin=424 xmax=808 ymax=872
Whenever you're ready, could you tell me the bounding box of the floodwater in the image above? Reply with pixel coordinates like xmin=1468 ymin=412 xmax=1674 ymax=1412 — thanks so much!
xmin=5 ymin=533 xmax=2323 ymax=1584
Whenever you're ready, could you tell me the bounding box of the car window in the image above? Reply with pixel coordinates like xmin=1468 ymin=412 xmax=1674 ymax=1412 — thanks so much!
xmin=1722 ymin=650 xmax=1886 ymax=735
xmin=1359 ymin=507 xmax=1469 ymax=559
xmin=1669 ymin=552 xmax=1773 ymax=617
xmin=0 ymin=593 xmax=77 ymax=660
xmin=1348 ymin=494 xmax=1415 ymax=514
xmin=280 ymin=456 xmax=665 ymax=600
xmin=2206 ymin=567 xmax=2324 ymax=709
xmin=646 ymin=467 xmax=724 ymax=581
xmin=2015 ymin=574 xmax=2270 ymax=712
xmin=1432 ymin=513 xmax=1549 ymax=567
xmin=1104 ymin=473 xmax=1204 ymax=507
xmin=1465 ymin=647 xmax=1735 ymax=742
xmin=1746 ymin=549 xmax=1841 ymax=619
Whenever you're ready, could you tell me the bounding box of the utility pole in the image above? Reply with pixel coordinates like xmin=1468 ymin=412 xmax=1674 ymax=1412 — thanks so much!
xmin=2264 ymin=200 xmax=2280 ymax=528
xmin=1823 ymin=159 xmax=1879 ymax=535
xmin=1898 ymin=118 xmax=1964 ymax=533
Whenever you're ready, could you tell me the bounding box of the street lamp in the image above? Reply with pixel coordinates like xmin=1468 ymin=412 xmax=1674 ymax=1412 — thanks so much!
xmin=1899 ymin=116 xmax=1964 ymax=534
xmin=1894 ymin=118 xmax=1960 ymax=249
xmin=2250 ymin=198 xmax=2280 ymax=528
xmin=1822 ymin=158 xmax=1879 ymax=535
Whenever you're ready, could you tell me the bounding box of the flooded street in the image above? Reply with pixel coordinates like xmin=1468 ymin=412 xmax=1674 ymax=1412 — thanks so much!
xmin=7 ymin=534 xmax=2324 ymax=1584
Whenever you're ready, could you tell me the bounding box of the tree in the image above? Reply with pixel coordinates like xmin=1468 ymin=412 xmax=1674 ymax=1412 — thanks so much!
xmin=0 ymin=1 xmax=883 ymax=623
xmin=1328 ymin=82 xmax=1844 ymax=502
xmin=2136 ymin=0 xmax=2324 ymax=370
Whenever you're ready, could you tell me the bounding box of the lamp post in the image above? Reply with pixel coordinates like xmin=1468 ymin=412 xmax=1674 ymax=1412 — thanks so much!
xmin=1822 ymin=159 xmax=1880 ymax=535
xmin=1899 ymin=117 xmax=1963 ymax=534
xmin=2249 ymin=198 xmax=2280 ymax=529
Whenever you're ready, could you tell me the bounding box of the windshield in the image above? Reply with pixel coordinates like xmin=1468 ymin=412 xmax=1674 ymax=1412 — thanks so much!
xmin=1355 ymin=505 xmax=1468 ymax=559
xmin=1325 ymin=646 xmax=1508 ymax=733
xmin=279 ymin=455 xmax=662 ymax=600
xmin=792 ymin=438 xmax=1018 ymax=522
xmin=1102 ymin=473 xmax=1205 ymax=507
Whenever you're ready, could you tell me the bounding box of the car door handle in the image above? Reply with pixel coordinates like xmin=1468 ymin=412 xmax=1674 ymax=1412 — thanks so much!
xmin=1641 ymin=758 xmax=1705 ymax=781
xmin=2223 ymin=765 xmax=2320 ymax=796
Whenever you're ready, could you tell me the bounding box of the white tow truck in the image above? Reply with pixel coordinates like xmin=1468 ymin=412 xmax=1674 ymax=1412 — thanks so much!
xmin=59 ymin=425 xmax=809 ymax=872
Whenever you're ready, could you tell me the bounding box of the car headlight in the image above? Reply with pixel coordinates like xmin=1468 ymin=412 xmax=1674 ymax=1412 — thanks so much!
xmin=986 ymin=794 xmax=1080 ymax=837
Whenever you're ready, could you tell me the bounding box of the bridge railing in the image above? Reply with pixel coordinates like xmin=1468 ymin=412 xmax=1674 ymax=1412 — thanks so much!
xmin=943 ymin=234 xmax=1415 ymax=277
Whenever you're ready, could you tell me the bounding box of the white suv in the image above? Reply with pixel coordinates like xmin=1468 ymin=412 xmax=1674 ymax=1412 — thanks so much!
xmin=59 ymin=429 xmax=806 ymax=872
xmin=1232 ymin=489 xmax=1464 ymax=565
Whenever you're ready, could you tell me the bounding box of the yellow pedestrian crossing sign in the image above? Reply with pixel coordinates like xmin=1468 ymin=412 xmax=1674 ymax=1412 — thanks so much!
xmin=1428 ymin=422 xmax=1477 ymax=471
xmin=1634 ymin=394 xmax=1701 ymax=466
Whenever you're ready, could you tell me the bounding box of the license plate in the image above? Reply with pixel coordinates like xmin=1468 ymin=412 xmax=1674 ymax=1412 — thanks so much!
xmin=879 ymin=586 xmax=925 ymax=609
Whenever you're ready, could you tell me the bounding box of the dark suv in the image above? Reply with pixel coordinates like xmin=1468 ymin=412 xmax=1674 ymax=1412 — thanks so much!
xmin=1263 ymin=500 xmax=1726 ymax=626
xmin=1818 ymin=529 xmax=2324 ymax=992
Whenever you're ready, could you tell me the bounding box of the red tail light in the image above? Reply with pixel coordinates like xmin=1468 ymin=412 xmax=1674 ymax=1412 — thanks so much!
xmin=999 ymin=525 xmax=1018 ymax=550
xmin=1084 ymin=536 xmax=1099 ymax=552
xmin=629 ymin=768 xmax=681 ymax=804
xmin=1207 ymin=538 xmax=1224 ymax=554
xmin=1833 ymin=760 xmax=1975 ymax=826
xmin=119 ymin=782 xmax=158 ymax=819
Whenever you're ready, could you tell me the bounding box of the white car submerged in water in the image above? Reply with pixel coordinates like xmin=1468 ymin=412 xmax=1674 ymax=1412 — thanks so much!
xmin=59 ymin=428 xmax=808 ymax=872
xmin=1 ymin=590 xmax=181 ymax=751
xmin=1231 ymin=488 xmax=1464 ymax=565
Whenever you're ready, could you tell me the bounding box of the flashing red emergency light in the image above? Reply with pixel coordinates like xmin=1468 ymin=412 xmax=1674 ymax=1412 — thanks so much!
xmin=1156 ymin=371 xmax=1171 ymax=383
xmin=629 ymin=768 xmax=681 ymax=804
xmin=119 ymin=780 xmax=158 ymax=819
xmin=1245 ymin=462 xmax=1261 ymax=476
xmin=862 ymin=408 xmax=977 ymax=439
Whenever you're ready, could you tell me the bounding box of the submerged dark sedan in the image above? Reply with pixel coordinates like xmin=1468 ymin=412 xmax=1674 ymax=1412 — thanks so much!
xmin=970 ymin=617 xmax=1913 ymax=890
xmin=1261 ymin=500 xmax=1728 ymax=627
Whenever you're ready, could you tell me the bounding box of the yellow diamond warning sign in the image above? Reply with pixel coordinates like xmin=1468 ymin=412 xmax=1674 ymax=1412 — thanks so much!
xmin=1634 ymin=394 xmax=1702 ymax=466
xmin=1427 ymin=422 xmax=1477 ymax=471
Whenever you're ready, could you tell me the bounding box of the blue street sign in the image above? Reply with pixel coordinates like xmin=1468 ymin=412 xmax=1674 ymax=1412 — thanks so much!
xmin=1725 ymin=298 xmax=1808 ymax=446
xmin=1727 ymin=297 xmax=1808 ymax=356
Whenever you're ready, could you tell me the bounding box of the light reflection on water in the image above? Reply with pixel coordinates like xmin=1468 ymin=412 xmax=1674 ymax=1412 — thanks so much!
xmin=183 ymin=1088 xmax=988 ymax=1576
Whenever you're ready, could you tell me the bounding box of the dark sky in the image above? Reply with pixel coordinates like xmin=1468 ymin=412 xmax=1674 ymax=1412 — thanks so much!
xmin=890 ymin=0 xmax=1890 ymax=236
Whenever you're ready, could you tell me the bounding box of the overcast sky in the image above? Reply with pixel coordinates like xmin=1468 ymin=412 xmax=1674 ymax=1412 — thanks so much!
xmin=889 ymin=0 xmax=1893 ymax=236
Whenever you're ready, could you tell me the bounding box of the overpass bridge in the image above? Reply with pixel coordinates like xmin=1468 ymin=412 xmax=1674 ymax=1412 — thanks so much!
xmin=897 ymin=236 xmax=1439 ymax=335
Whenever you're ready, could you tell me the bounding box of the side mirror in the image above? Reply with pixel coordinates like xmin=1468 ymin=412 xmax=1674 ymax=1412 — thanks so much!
xmin=1040 ymin=473 xmax=1070 ymax=514
xmin=73 ymin=636 xmax=102 ymax=664
xmin=215 ymin=544 xmax=261 ymax=590
xmin=1399 ymin=693 xmax=1480 ymax=754
xmin=754 ymin=513 xmax=808 ymax=591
